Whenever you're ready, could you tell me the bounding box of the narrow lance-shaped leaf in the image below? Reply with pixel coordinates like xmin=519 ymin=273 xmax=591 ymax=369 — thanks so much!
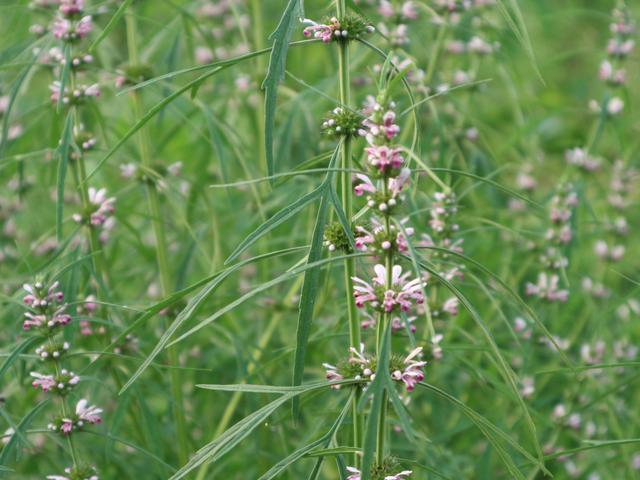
xmin=359 ymin=321 xmax=392 ymax=480
xmin=413 ymin=257 xmax=548 ymax=475
xmin=167 ymin=252 xmax=370 ymax=348
xmin=225 ymin=185 xmax=324 ymax=264
xmin=118 ymin=247 xmax=306 ymax=394
xmin=292 ymin=143 xmax=342 ymax=418
xmin=56 ymin=111 xmax=74 ymax=241
xmin=0 ymin=336 xmax=41 ymax=381
xmin=169 ymin=380 xmax=357 ymax=479
xmin=259 ymin=393 xmax=353 ymax=479
xmin=262 ymin=0 xmax=305 ymax=180
xmin=88 ymin=0 xmax=136 ymax=52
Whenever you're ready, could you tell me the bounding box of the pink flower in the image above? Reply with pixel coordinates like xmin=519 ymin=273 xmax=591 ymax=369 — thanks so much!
xmin=525 ymin=273 xmax=568 ymax=303
xmin=73 ymin=187 xmax=115 ymax=227
xmin=51 ymin=17 xmax=72 ymax=39
xmin=322 ymin=363 xmax=343 ymax=388
xmin=391 ymin=315 xmax=416 ymax=333
xmin=354 ymin=174 xmax=377 ymax=196
xmin=353 ymin=264 xmax=424 ymax=313
xmin=441 ymin=297 xmax=459 ymax=316
xmin=60 ymin=418 xmax=74 ymax=434
xmin=401 ymin=2 xmax=419 ymax=20
xmin=302 ymin=18 xmax=339 ymax=43
xmin=23 ymin=312 xmax=46 ymax=330
xmin=59 ymin=0 xmax=84 ymax=16
xmin=378 ymin=1 xmax=394 ymax=18
xmin=75 ymin=399 xmax=102 ymax=425
xmin=391 ymin=347 xmax=425 ymax=392
xmin=431 ymin=334 xmax=443 ymax=360
xmin=364 ymin=145 xmax=404 ymax=173
xmin=346 ymin=466 xmax=362 ymax=480
xmin=31 ymin=372 xmax=56 ymax=392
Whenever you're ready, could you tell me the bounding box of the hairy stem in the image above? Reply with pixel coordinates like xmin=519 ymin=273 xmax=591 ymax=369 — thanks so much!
xmin=337 ymin=0 xmax=363 ymax=465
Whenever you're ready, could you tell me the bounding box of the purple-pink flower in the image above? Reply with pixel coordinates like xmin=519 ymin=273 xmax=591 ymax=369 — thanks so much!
xmin=352 ymin=264 xmax=424 ymax=313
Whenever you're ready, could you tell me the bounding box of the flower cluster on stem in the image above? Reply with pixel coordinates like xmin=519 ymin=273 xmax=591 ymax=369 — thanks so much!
xmin=525 ymin=184 xmax=577 ymax=302
xmin=21 ymin=279 xmax=102 ymax=478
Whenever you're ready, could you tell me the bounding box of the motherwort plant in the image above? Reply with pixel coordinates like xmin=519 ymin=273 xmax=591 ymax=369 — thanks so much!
xmin=22 ymin=279 xmax=102 ymax=479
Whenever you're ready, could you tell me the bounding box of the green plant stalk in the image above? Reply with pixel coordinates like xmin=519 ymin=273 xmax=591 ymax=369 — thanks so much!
xmin=66 ymin=46 xmax=106 ymax=286
xmin=125 ymin=11 xmax=189 ymax=467
xmin=48 ymin=336 xmax=80 ymax=468
xmin=377 ymin=202 xmax=395 ymax=465
xmin=337 ymin=1 xmax=363 ymax=465
xmin=250 ymin=0 xmax=267 ymax=176
xmin=193 ymin=277 xmax=303 ymax=480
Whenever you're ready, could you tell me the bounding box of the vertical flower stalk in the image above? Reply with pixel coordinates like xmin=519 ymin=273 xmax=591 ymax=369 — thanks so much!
xmin=38 ymin=0 xmax=116 ymax=348
xmin=322 ymin=84 xmax=425 ymax=477
xmin=336 ymin=0 xmax=363 ymax=462
xmin=122 ymin=8 xmax=189 ymax=466
xmin=22 ymin=278 xmax=102 ymax=479
xmin=44 ymin=0 xmax=111 ymax=285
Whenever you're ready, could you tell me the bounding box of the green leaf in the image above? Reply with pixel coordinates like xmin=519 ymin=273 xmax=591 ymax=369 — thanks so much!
xmin=89 ymin=0 xmax=136 ymax=52
xmin=545 ymin=439 xmax=640 ymax=460
xmin=225 ymin=185 xmax=324 ymax=264
xmin=495 ymin=0 xmax=544 ymax=83
xmin=292 ymin=144 xmax=342 ymax=418
xmin=169 ymin=381 xmax=352 ymax=479
xmin=0 ymin=336 xmax=40 ymax=381
xmin=197 ymin=383 xmax=325 ymax=394
xmin=413 ymin=259 xmax=549 ymax=476
xmin=259 ymin=394 xmax=352 ymax=479
xmin=305 ymin=446 xmax=361 ymax=458
xmin=0 ymin=400 xmax=50 ymax=465
xmin=262 ymin=0 xmax=305 ymax=180
xmin=118 ymin=247 xmax=306 ymax=394
xmin=167 ymin=252 xmax=369 ymax=348
xmin=85 ymin=430 xmax=175 ymax=472
xmin=418 ymin=382 xmax=541 ymax=476
xmin=85 ymin=66 xmax=224 ymax=183
xmin=0 ymin=55 xmax=38 ymax=159
xmin=56 ymin=111 xmax=74 ymax=241
xmin=360 ymin=322 xmax=392 ymax=480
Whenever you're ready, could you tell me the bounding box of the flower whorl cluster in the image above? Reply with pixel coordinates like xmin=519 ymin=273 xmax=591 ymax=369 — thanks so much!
xmin=302 ymin=14 xmax=374 ymax=43
xmin=564 ymin=147 xmax=601 ymax=172
xmin=324 ymin=344 xmax=426 ymax=393
xmin=525 ymin=185 xmax=577 ymax=302
xmin=591 ymin=4 xmax=634 ymax=116
xmin=20 ymin=279 xmax=102 ymax=478
xmin=353 ymin=0 xmax=419 ymax=46
xmin=46 ymin=465 xmax=99 ymax=480
xmin=353 ymin=264 xmax=424 ymax=313
xmin=72 ymin=187 xmax=116 ymax=241
xmin=322 ymin=107 xmax=364 ymax=138
xmin=50 ymin=1 xmax=92 ymax=43
xmin=605 ymin=4 xmax=635 ymax=61
xmin=420 ymin=191 xmax=462 ymax=253
xmin=346 ymin=462 xmax=412 ymax=480
xmin=320 ymin=92 xmax=426 ymax=417
xmin=590 ymin=160 xmax=637 ymax=266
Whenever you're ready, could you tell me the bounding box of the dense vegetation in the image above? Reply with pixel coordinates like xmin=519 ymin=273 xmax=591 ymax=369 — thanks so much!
xmin=0 ymin=0 xmax=639 ymax=478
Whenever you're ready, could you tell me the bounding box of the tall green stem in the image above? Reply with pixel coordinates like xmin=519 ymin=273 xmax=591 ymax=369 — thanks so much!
xmin=337 ymin=2 xmax=363 ymax=465
xmin=48 ymin=336 xmax=81 ymax=468
xmin=125 ymin=10 xmax=189 ymax=467
xmin=375 ymin=182 xmax=394 ymax=465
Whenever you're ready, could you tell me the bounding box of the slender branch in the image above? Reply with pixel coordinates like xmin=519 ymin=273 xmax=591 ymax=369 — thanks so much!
xmin=125 ymin=9 xmax=189 ymax=467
